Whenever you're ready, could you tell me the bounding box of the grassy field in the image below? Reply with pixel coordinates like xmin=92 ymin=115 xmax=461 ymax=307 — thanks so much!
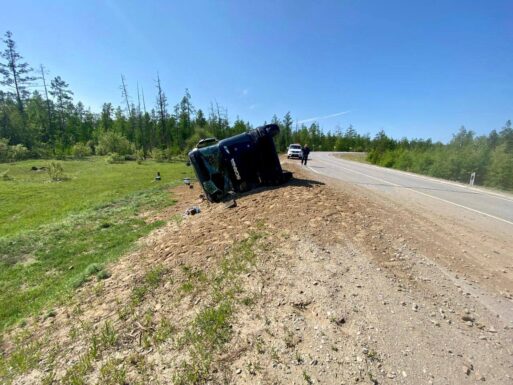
xmin=0 ymin=157 xmax=189 ymax=330
xmin=335 ymin=152 xmax=369 ymax=163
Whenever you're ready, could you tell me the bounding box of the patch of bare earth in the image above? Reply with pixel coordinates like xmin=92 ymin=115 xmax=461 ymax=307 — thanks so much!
xmin=2 ymin=164 xmax=512 ymax=385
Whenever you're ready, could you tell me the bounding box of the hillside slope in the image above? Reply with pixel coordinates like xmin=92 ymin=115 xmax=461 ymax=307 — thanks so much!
xmin=1 ymin=164 xmax=512 ymax=385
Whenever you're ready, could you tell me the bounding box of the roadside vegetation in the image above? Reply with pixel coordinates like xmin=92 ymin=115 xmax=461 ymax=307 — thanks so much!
xmin=336 ymin=152 xmax=369 ymax=163
xmin=0 ymin=157 xmax=188 ymax=330
xmin=0 ymin=223 xmax=266 ymax=385
xmin=367 ymin=124 xmax=513 ymax=190
xmin=1 ymin=30 xmax=512 ymax=191
xmin=0 ymin=157 xmax=187 ymax=236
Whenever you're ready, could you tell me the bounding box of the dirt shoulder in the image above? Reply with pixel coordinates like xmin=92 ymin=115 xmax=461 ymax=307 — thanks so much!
xmin=2 ymin=163 xmax=512 ymax=385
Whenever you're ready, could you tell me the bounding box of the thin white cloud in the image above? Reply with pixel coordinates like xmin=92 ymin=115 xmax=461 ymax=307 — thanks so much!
xmin=249 ymin=104 xmax=257 ymax=110
xmin=241 ymin=88 xmax=249 ymax=96
xmin=298 ymin=110 xmax=350 ymax=124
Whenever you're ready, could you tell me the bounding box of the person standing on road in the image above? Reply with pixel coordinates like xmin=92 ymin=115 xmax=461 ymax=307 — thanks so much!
xmin=301 ymin=144 xmax=311 ymax=166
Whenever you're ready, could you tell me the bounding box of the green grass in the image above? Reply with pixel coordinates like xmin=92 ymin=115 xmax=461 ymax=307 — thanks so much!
xmin=336 ymin=152 xmax=369 ymax=163
xmin=0 ymin=157 xmax=189 ymax=331
xmin=99 ymin=358 xmax=127 ymax=385
xmin=303 ymin=370 xmax=313 ymax=385
xmin=1 ymin=230 xmax=264 ymax=384
xmin=60 ymin=320 xmax=120 ymax=385
xmin=0 ymin=156 xmax=189 ymax=237
xmin=174 ymin=232 xmax=263 ymax=385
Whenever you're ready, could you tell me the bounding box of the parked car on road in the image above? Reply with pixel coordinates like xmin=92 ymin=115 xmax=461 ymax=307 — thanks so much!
xmin=287 ymin=144 xmax=303 ymax=159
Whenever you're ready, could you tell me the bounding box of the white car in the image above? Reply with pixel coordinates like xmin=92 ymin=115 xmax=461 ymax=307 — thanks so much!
xmin=287 ymin=144 xmax=303 ymax=159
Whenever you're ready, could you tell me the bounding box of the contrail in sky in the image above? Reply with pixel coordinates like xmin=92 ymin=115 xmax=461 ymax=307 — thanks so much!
xmin=298 ymin=110 xmax=350 ymax=124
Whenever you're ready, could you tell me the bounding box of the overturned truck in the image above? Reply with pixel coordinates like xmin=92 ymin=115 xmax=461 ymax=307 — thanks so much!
xmin=188 ymin=124 xmax=292 ymax=202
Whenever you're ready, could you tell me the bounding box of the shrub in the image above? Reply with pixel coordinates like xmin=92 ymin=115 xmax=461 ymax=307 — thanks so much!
xmin=84 ymin=263 xmax=103 ymax=276
xmin=0 ymin=139 xmax=29 ymax=162
xmin=30 ymin=143 xmax=53 ymax=159
xmin=72 ymin=264 xmax=104 ymax=288
xmin=96 ymin=131 xmax=133 ymax=155
xmin=48 ymin=162 xmax=66 ymax=181
xmin=379 ymin=151 xmax=396 ymax=168
xmin=135 ymin=149 xmax=145 ymax=164
xmin=0 ymin=138 xmax=9 ymax=162
xmin=71 ymin=143 xmax=92 ymax=159
xmin=185 ymin=134 xmax=201 ymax=152
xmin=151 ymin=148 xmax=167 ymax=162
xmin=486 ymin=144 xmax=513 ymax=190
xmin=13 ymin=146 xmax=28 ymax=161
xmin=86 ymin=140 xmax=96 ymax=155
xmin=105 ymin=152 xmax=125 ymax=164
xmin=96 ymin=270 xmax=111 ymax=280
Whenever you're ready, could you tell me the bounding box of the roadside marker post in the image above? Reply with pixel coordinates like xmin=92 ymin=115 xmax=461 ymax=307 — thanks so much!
xmin=470 ymin=172 xmax=476 ymax=186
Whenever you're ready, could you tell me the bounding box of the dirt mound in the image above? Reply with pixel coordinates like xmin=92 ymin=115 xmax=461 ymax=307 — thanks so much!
xmin=2 ymin=164 xmax=512 ymax=385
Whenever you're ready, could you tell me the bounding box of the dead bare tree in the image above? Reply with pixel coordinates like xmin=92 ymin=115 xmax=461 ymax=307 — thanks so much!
xmin=155 ymin=73 xmax=168 ymax=145
xmin=120 ymin=74 xmax=131 ymax=116
xmin=39 ymin=64 xmax=53 ymax=140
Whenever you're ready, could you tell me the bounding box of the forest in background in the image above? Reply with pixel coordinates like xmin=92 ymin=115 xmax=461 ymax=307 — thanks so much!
xmin=1 ymin=31 xmax=512 ymax=190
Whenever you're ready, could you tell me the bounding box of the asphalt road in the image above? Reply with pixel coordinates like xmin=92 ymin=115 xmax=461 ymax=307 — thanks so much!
xmin=304 ymin=152 xmax=513 ymax=227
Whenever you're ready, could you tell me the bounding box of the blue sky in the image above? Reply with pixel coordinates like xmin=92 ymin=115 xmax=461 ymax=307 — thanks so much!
xmin=2 ymin=0 xmax=512 ymax=142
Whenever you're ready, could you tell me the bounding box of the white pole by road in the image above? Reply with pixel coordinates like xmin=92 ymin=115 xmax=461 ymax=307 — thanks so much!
xmin=470 ymin=172 xmax=476 ymax=186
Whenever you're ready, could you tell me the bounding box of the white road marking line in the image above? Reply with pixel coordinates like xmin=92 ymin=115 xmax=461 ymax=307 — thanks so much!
xmin=310 ymin=157 xmax=513 ymax=226
xmin=329 ymin=153 xmax=513 ymax=204
xmin=306 ymin=165 xmax=321 ymax=174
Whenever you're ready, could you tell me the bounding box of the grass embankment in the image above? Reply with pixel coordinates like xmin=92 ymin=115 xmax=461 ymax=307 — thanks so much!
xmin=336 ymin=152 xmax=369 ymax=163
xmin=0 ymin=157 xmax=189 ymax=331
xmin=0 ymin=228 xmax=265 ymax=385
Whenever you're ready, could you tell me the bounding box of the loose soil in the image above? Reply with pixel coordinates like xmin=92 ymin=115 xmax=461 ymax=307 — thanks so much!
xmin=2 ymin=162 xmax=512 ymax=385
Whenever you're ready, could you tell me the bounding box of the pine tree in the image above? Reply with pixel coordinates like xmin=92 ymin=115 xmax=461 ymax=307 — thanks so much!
xmin=195 ymin=109 xmax=207 ymax=128
xmin=39 ymin=65 xmax=54 ymax=142
xmin=155 ymin=73 xmax=169 ymax=147
xmin=100 ymin=103 xmax=114 ymax=132
xmin=0 ymin=31 xmax=36 ymax=113
xmin=176 ymin=89 xmax=195 ymax=147
xmin=49 ymin=76 xmax=73 ymax=145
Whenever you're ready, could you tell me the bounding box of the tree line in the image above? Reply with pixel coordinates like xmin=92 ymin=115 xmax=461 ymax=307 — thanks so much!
xmin=0 ymin=31 xmax=374 ymax=160
xmin=367 ymin=123 xmax=513 ymax=190
xmin=1 ymin=30 xmax=512 ymax=190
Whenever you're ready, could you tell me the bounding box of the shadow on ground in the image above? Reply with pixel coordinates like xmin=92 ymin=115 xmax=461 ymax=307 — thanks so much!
xmin=221 ymin=172 xmax=324 ymax=202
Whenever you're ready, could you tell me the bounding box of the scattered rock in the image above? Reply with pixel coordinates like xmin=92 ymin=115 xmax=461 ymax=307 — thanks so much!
xmin=292 ymin=298 xmax=312 ymax=310
xmin=475 ymin=371 xmax=485 ymax=381
xmin=224 ymin=199 xmax=237 ymax=209
xmin=462 ymin=363 xmax=473 ymax=376
xmin=184 ymin=206 xmax=201 ymax=216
